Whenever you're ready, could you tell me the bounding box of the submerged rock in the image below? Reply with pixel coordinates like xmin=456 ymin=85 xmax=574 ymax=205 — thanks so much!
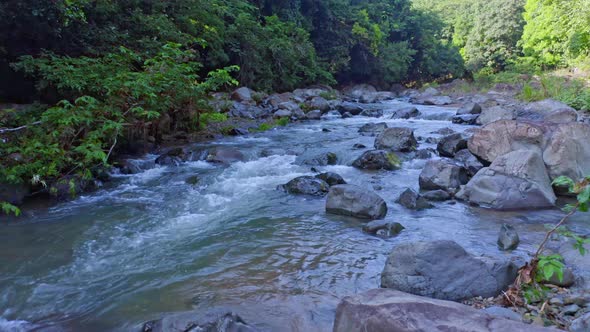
xmin=374 ymin=127 xmax=417 ymax=152
xmin=206 ymin=147 xmax=245 ymax=164
xmin=282 ymin=176 xmax=329 ymax=196
xmin=391 ymin=106 xmax=420 ymax=119
xmin=381 ymin=240 xmax=518 ymax=301
xmin=352 ymin=150 xmax=401 ymax=170
xmin=359 ymin=109 xmax=383 ymax=118
xmin=457 ymin=102 xmax=482 ymax=115
xmin=326 ymin=185 xmax=387 ymax=219
xmin=437 ymin=133 xmax=468 ymax=158
xmin=358 ymin=122 xmax=387 ymax=136
xmin=362 ymin=220 xmax=405 ymax=238
xmin=143 ymin=311 xmax=257 ymax=332
xmin=498 ymin=224 xmax=519 ymax=251
xmin=333 ymin=289 xmax=550 ymax=332
xmin=302 ymin=152 xmax=338 ymax=166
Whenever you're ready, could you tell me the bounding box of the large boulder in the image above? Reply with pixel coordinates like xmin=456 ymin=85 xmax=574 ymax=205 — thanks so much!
xmin=454 ymin=149 xmax=484 ymax=177
xmin=293 ymin=88 xmax=326 ymax=100
xmin=344 ymin=84 xmax=377 ymax=100
xmin=282 ymin=176 xmax=330 ymax=196
xmin=457 ymin=102 xmax=482 ymax=115
xmin=228 ymin=102 xmax=270 ymax=119
xmin=326 ymin=185 xmax=387 ymax=219
xmin=456 ymin=150 xmax=556 ymax=210
xmin=381 ymin=240 xmax=518 ymax=301
xmin=396 ymin=188 xmax=433 ymax=210
xmin=543 ymin=122 xmax=590 ymax=181
xmin=307 ymin=96 xmax=330 ymax=112
xmin=315 ymin=172 xmax=346 ymax=186
xmin=518 ymin=99 xmax=579 ymax=123
xmin=374 ymin=127 xmax=417 ymax=152
xmin=452 ymin=114 xmax=479 ymax=125
xmin=333 ymin=289 xmax=552 ymax=332
xmin=302 ymin=152 xmax=338 ymax=166
xmin=419 ymin=159 xmax=468 ymax=192
xmin=143 ymin=311 xmax=257 ymax=332
xmin=477 ymin=106 xmax=516 ymax=125
xmin=437 ymin=133 xmax=468 ymax=158
xmin=352 ymin=150 xmax=401 ymax=171
xmin=468 ymin=120 xmax=545 ymax=164
xmin=230 ymin=87 xmax=255 ymax=104
xmin=338 ymin=102 xmax=364 ymax=115
xmin=358 ymin=122 xmax=387 ymax=136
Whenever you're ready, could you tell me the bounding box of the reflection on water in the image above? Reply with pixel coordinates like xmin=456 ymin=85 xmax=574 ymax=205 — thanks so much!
xmin=0 ymin=100 xmax=572 ymax=331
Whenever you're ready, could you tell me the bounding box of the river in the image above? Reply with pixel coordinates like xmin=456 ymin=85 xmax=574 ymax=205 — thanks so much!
xmin=0 ymin=99 xmax=579 ymax=331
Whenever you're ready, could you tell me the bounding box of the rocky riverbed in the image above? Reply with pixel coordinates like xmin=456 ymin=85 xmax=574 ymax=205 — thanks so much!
xmin=1 ymin=83 xmax=590 ymax=331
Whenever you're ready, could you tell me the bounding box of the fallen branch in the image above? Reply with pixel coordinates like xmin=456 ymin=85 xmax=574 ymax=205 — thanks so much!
xmin=0 ymin=121 xmax=43 ymax=134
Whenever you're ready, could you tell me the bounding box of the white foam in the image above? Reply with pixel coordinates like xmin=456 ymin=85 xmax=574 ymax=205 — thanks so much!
xmin=0 ymin=318 xmax=34 ymax=332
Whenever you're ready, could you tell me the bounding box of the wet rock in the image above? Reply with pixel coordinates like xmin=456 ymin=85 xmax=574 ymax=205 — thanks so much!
xmin=571 ymin=312 xmax=590 ymax=332
xmin=562 ymin=304 xmax=581 ymax=315
xmin=321 ymin=110 xmax=343 ymax=119
xmin=413 ymin=94 xmax=453 ymax=106
xmin=391 ymin=106 xmax=420 ymax=119
xmin=185 ymin=175 xmax=200 ymax=186
xmin=226 ymin=127 xmax=249 ymax=136
xmin=454 ymin=149 xmax=484 ymax=177
xmin=0 ymin=182 xmax=29 ymax=205
xmin=307 ymin=96 xmax=330 ymax=112
xmin=452 ymin=114 xmax=479 ymax=125
xmin=498 ymin=224 xmax=519 ymax=251
xmin=315 ymin=172 xmax=346 ymax=186
xmin=457 ymin=150 xmax=556 ymax=210
xmin=359 ymin=109 xmax=383 ymax=118
xmin=338 ymin=102 xmax=364 ymax=115
xmin=419 ymin=159 xmax=468 ymax=192
xmin=344 ymin=84 xmax=377 ymax=100
xmin=374 ymin=127 xmax=417 ymax=152
xmin=352 ymin=143 xmax=366 ymax=149
xmin=49 ymin=176 xmax=94 ymax=201
xmin=432 ymin=128 xmax=456 ymax=135
xmin=414 ymin=148 xmax=435 ymax=159
xmin=277 ymin=101 xmax=302 ymax=113
xmin=381 ymin=240 xmax=518 ymax=301
xmin=322 ymin=128 xmax=331 ymax=132
xmin=477 ymin=106 xmax=516 ymax=125
xmin=142 ymin=311 xmax=257 ymax=332
xmin=422 ymin=190 xmax=452 ymax=201
xmin=155 ymin=155 xmax=183 ymax=166
xmin=282 ymin=176 xmax=330 ymax=196
xmin=303 ymin=152 xmax=338 ymax=166
xmin=519 ymin=99 xmax=578 ymax=123
xmin=228 ymin=102 xmax=269 ymax=119
xmin=457 ymin=102 xmax=482 ymax=115
xmin=358 ymin=122 xmax=388 ymax=136
xmin=293 ymin=88 xmax=326 ymax=100
xmin=482 ymin=306 xmax=522 ymax=321
xmin=231 ymin=87 xmax=255 ymax=103
xmin=326 ymin=184 xmax=388 ymax=219
xmin=206 ymin=147 xmax=245 ymax=164
xmin=437 ymin=133 xmax=468 ymax=158
xmin=333 ymin=289 xmax=550 ymax=332
xmin=305 ymin=109 xmax=322 ymax=120
xmin=273 ymin=109 xmax=292 ymax=118
xmin=362 ymin=220 xmax=405 ymax=238
xmin=396 ymin=188 xmax=433 ymax=210
xmin=468 ymin=120 xmax=545 ymax=164
xmin=119 ymin=159 xmax=146 ymax=174
xmin=341 ymin=112 xmax=353 ymax=118
xmin=543 ymin=122 xmax=590 ymax=182
xmin=263 ymin=92 xmax=293 ymax=108
xmin=352 ymin=150 xmax=401 ymax=171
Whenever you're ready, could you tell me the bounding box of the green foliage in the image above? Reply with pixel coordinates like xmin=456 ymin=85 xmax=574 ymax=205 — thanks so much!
xmin=319 ymin=91 xmax=338 ymax=101
xmin=536 ymin=254 xmax=565 ymax=283
xmin=275 ymin=117 xmax=289 ymax=127
xmin=199 ymin=112 xmax=229 ymax=129
xmin=1 ymin=202 xmax=21 ymax=217
xmin=1 ymin=43 xmax=237 ymax=204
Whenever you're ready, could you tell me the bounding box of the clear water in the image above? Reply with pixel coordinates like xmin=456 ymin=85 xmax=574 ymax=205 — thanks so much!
xmin=0 ymin=100 xmax=578 ymax=331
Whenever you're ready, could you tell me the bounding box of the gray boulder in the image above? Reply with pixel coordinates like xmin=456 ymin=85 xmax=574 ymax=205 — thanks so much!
xmin=381 ymin=240 xmax=518 ymax=301
xmin=571 ymin=312 xmax=590 ymax=332
xmin=396 ymin=188 xmax=433 ymax=210
xmin=333 ymin=289 xmax=550 ymax=332
xmin=338 ymin=102 xmax=364 ymax=115
xmin=305 ymin=109 xmax=322 ymax=120
xmin=437 ymin=133 xmax=468 ymax=158
xmin=456 ymin=150 xmax=556 ymax=210
xmin=452 ymin=114 xmax=479 ymax=125
xmin=482 ymin=306 xmax=523 ymax=322
xmin=326 ymin=185 xmax=388 ymax=219
xmin=273 ymin=109 xmax=292 ymax=118
xmin=374 ymin=127 xmax=417 ymax=152
xmin=477 ymin=106 xmax=516 ymax=125
xmin=454 ymin=149 xmax=484 ymax=177
xmin=293 ymin=88 xmax=325 ymax=99
xmin=282 ymin=176 xmax=330 ymax=196
xmin=344 ymin=84 xmax=377 ymax=100
xmin=307 ymin=96 xmax=330 ymax=112
xmin=315 ymin=172 xmax=346 ymax=186
xmin=362 ymin=221 xmax=405 ymax=238
xmin=358 ymin=122 xmax=387 ymax=136
xmin=543 ymin=122 xmax=590 ymax=181
xmin=468 ymin=120 xmax=545 ymax=164
xmin=231 ymin=87 xmax=255 ymax=103
xmin=519 ymin=99 xmax=578 ymax=123
xmin=352 ymin=150 xmax=401 ymax=170
xmin=498 ymin=224 xmax=519 ymax=251
xmin=391 ymin=106 xmax=420 ymax=119
xmin=457 ymin=102 xmax=482 ymax=115
xmin=422 ymin=190 xmax=452 ymax=201
xmin=359 ymin=109 xmax=383 ymax=118
xmin=143 ymin=311 xmax=257 ymax=332
xmin=419 ymin=159 xmax=468 ymax=192
xmin=303 ymin=152 xmax=338 ymax=166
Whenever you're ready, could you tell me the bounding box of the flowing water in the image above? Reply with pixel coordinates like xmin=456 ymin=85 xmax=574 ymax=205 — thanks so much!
xmin=0 ymin=100 xmax=583 ymax=331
